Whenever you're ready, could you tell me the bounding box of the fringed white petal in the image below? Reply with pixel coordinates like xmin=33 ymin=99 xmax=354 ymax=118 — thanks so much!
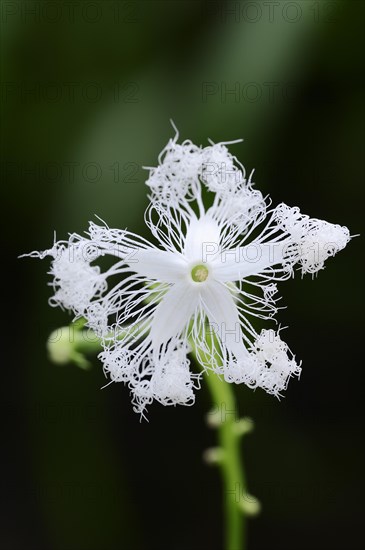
xmin=184 ymin=214 xmax=221 ymax=263
xmin=274 ymin=203 xmax=351 ymax=275
xmin=212 ymin=242 xmax=287 ymax=282
xmin=129 ymin=248 xmax=187 ymax=282
xmin=149 ymin=282 xmax=199 ymax=350
xmin=200 ymin=280 xmax=249 ymax=362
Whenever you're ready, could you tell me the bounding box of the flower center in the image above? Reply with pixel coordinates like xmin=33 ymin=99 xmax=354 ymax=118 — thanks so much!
xmin=191 ymin=264 xmax=209 ymax=283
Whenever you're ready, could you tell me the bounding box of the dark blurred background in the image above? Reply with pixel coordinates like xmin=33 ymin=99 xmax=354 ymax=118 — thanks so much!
xmin=2 ymin=1 xmax=364 ymax=549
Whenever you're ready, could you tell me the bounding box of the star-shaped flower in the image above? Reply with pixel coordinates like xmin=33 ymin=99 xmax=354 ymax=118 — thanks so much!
xmin=27 ymin=128 xmax=351 ymax=415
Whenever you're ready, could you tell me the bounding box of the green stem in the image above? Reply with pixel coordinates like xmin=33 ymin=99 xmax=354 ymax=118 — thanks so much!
xmin=190 ymin=345 xmax=247 ymax=550
xmin=206 ymin=372 xmax=246 ymax=550
xmin=47 ymin=323 xmax=141 ymax=369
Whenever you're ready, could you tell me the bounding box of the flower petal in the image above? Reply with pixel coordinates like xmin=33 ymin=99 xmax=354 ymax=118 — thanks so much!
xmin=128 ymin=248 xmax=187 ymax=282
xmin=149 ymin=282 xmax=199 ymax=348
xmin=184 ymin=214 xmax=221 ymax=263
xmin=201 ymin=280 xmax=249 ymax=359
xmin=212 ymin=242 xmax=285 ymax=282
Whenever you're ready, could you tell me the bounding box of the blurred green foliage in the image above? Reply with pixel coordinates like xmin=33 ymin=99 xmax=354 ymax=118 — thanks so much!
xmin=2 ymin=1 xmax=364 ymax=549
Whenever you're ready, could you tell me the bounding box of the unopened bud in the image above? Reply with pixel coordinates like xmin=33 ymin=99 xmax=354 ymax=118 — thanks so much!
xmin=203 ymin=447 xmax=225 ymax=465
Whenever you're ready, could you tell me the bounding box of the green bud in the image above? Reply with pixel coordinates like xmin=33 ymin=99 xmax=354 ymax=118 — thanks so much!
xmin=203 ymin=447 xmax=225 ymax=465
xmin=47 ymin=326 xmax=91 ymax=369
xmin=233 ymin=417 xmax=254 ymax=436
xmin=239 ymin=494 xmax=261 ymax=516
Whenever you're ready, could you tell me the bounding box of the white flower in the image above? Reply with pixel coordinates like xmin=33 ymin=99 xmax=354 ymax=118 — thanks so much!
xmin=27 ymin=130 xmax=351 ymax=415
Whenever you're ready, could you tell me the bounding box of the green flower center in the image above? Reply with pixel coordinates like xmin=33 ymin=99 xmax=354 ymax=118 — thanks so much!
xmin=191 ymin=264 xmax=209 ymax=283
